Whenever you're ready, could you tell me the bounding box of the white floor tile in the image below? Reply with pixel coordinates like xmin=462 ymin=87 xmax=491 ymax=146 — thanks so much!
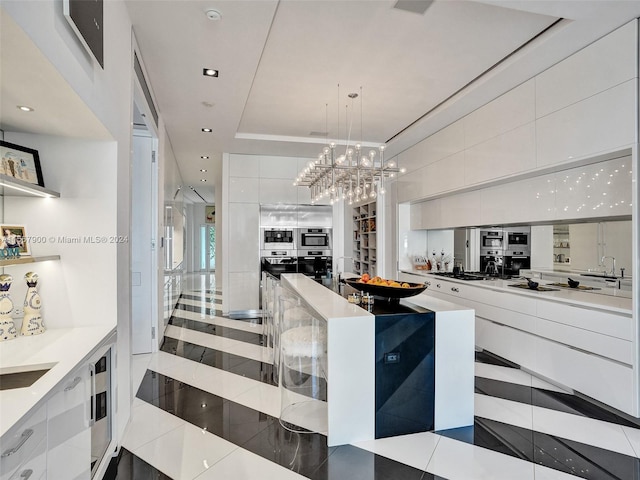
xmin=133 ymin=422 xmax=238 ymax=480
xmin=122 ymin=400 xmax=185 ymax=452
xmin=172 ymin=309 xmax=264 ymax=334
xmin=231 ymin=382 xmax=282 ymax=419
xmin=146 ymin=350 xmax=191 ymax=373
xmin=194 ymin=447 xmax=307 ymax=480
xmin=164 ymin=325 xmax=269 ymax=363
xmin=353 ymin=431 xmax=440 ymax=471
xmin=532 ymin=405 xmax=637 ymax=457
xmin=427 ymin=435 xmax=535 ymax=480
xmin=622 ymin=425 xmax=640 ymax=458
xmin=161 ymin=359 xmax=259 ymax=401
xmin=475 ymin=393 xmax=533 ymax=430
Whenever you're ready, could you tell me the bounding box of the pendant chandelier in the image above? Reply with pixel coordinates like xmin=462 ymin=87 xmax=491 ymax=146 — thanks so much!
xmin=293 ymin=89 xmax=404 ymax=205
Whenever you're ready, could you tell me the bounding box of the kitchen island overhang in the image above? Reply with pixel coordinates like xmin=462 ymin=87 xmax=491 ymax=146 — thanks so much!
xmin=280 ymin=273 xmax=474 ymax=447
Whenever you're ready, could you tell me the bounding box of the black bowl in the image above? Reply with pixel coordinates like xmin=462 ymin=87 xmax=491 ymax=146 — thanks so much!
xmin=567 ymin=278 xmax=580 ymax=288
xmin=345 ymin=279 xmax=428 ymax=298
xmin=527 ymin=279 xmax=539 ymax=289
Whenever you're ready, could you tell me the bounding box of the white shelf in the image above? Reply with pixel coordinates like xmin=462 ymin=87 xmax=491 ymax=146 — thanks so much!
xmin=0 ymin=255 xmax=61 ymax=267
xmin=0 ymin=174 xmax=60 ymax=198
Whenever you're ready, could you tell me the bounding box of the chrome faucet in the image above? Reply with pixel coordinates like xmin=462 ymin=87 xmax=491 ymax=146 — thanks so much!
xmin=601 ymin=256 xmax=616 ymax=277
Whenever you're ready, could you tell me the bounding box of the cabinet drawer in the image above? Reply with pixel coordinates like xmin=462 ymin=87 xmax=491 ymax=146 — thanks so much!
xmin=7 ymin=436 xmax=46 ymax=480
xmin=535 ymin=335 xmax=634 ymax=415
xmin=476 ymin=318 xmax=536 ymax=370
xmin=474 ymin=302 xmax=537 ymax=335
xmin=0 ymin=404 xmax=46 ymax=479
xmin=535 ymin=317 xmax=633 ymax=365
xmin=536 ymin=300 xmax=633 ymax=340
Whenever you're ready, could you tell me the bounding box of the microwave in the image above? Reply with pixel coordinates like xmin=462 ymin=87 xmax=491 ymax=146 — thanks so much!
xmin=298 ymin=228 xmax=332 ymax=249
xmin=480 ymin=230 xmax=504 ymax=250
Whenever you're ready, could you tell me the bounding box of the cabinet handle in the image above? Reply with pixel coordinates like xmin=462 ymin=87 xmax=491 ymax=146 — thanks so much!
xmin=89 ymin=363 xmax=96 ymax=427
xmin=425 ymin=281 xmax=431 ymax=287
xmin=451 ymin=287 xmax=459 ymax=293
xmin=64 ymin=376 xmax=82 ymax=391
xmin=20 ymin=469 xmax=33 ymax=479
xmin=436 ymin=284 xmax=441 ymax=288
xmin=1 ymin=429 xmax=33 ymax=457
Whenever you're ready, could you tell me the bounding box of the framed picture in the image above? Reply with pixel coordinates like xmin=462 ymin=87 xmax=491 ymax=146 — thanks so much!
xmin=205 ymin=205 xmax=215 ymax=224
xmin=0 ymin=225 xmax=30 ymax=256
xmin=0 ymin=141 xmax=45 ymax=187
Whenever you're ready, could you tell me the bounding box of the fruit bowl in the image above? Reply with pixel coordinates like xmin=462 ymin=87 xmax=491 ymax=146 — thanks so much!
xmin=345 ymin=279 xmax=428 ymax=299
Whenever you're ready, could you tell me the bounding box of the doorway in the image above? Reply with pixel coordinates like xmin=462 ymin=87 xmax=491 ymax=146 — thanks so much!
xmin=200 ymin=224 xmax=216 ymax=271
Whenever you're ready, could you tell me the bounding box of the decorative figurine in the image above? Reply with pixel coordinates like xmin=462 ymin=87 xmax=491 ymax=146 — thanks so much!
xmin=0 ymin=274 xmax=17 ymax=341
xmin=21 ymin=272 xmax=44 ymax=336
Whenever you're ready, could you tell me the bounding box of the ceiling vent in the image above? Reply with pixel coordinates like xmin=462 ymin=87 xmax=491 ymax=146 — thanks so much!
xmin=393 ymin=0 xmax=434 ymax=15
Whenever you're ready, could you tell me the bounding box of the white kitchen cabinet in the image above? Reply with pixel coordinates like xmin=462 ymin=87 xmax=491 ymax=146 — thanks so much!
xmin=534 ymin=335 xmax=634 ymax=414
xmin=260 ymin=156 xmax=298 ymax=179
xmin=536 ymin=80 xmax=636 ymax=168
xmin=464 ymin=79 xmax=535 ymax=149
xmin=227 ymin=203 xmax=260 ymax=273
xmin=464 ymin=122 xmax=536 ymax=186
xmin=413 ymin=274 xmax=636 ymax=414
xmin=6 ymin=436 xmax=46 ymax=480
xmin=229 ymin=154 xmax=260 ymax=178
xmin=259 ymin=178 xmax=298 ymax=204
xmin=228 ymin=177 xmax=260 ymax=203
xmin=409 ymin=199 xmax=442 ymax=230
xmin=438 ymin=190 xmax=481 ymax=229
xmin=0 ymin=404 xmax=47 ymax=480
xmin=46 ymin=364 xmax=91 ymax=479
xmin=424 ymin=152 xmax=465 ymax=196
xmin=535 ymin=21 xmax=637 ymax=119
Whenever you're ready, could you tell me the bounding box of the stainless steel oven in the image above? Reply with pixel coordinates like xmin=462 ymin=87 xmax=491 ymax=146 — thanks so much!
xmin=480 ymin=229 xmax=504 ymax=251
xmin=298 ymin=228 xmax=332 ymax=249
xmin=261 ymin=228 xmax=295 ymax=251
xmin=505 ymin=227 xmax=530 ymax=251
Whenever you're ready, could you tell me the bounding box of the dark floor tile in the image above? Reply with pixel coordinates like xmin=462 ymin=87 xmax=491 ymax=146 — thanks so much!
xmin=439 ymin=417 xmax=640 ymax=480
xmin=113 ymin=448 xmax=173 ymax=480
xmin=240 ymin=421 xmax=335 ymax=478
xmin=310 ymin=444 xmax=428 ymax=480
xmin=476 ymin=375 xmax=640 ymax=430
xmin=474 ymin=350 xmax=519 ymax=368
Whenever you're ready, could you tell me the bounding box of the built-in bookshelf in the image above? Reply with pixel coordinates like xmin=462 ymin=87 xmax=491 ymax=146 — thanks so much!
xmin=352 ymin=200 xmax=376 ymax=276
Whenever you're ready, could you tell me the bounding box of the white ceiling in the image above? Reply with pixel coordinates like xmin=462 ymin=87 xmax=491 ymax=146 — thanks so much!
xmin=3 ymin=2 xmax=640 ymax=204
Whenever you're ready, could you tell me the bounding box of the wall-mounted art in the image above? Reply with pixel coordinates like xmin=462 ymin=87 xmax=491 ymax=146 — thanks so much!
xmin=0 ymin=141 xmax=45 ymax=187
xmin=0 ymin=224 xmax=29 ymax=257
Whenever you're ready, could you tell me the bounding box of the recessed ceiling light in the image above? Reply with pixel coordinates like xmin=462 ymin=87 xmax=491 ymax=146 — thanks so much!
xmin=203 ymin=68 xmax=218 ymax=77
xmin=17 ymin=105 xmax=34 ymax=112
xmin=201 ymin=128 xmax=212 ymax=133
xmin=200 ymin=169 xmax=207 ymax=172
xmin=200 ymin=179 xmax=207 ymax=182
xmin=205 ymin=9 xmax=221 ymax=21
xmin=200 ymin=155 xmax=209 ymax=159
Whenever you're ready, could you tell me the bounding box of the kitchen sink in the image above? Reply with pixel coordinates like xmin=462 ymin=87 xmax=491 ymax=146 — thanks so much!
xmin=0 ymin=362 xmax=57 ymax=391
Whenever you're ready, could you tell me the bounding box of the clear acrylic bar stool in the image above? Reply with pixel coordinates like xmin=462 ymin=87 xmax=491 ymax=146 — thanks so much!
xmin=278 ymin=294 xmax=328 ymax=434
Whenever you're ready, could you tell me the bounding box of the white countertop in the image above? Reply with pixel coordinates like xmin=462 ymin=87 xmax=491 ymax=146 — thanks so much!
xmin=400 ymin=270 xmax=632 ymax=315
xmin=0 ymin=325 xmax=116 ymax=438
xmin=281 ymin=273 xmax=373 ymax=321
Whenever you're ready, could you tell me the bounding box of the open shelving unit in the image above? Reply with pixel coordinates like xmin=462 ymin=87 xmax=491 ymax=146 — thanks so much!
xmin=352 ymin=200 xmax=377 ymax=276
xmin=1 ymin=176 xmax=61 ymax=267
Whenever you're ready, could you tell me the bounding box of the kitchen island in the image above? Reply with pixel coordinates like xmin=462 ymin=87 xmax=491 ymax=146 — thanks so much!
xmin=279 ymin=273 xmax=475 ymax=447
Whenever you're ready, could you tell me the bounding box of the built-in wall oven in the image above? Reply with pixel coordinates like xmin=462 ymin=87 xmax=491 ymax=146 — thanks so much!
xmin=479 ymin=229 xmax=504 ymax=274
xmin=503 ymin=227 xmax=531 ymax=276
xmin=298 ymin=228 xmax=332 ymax=249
